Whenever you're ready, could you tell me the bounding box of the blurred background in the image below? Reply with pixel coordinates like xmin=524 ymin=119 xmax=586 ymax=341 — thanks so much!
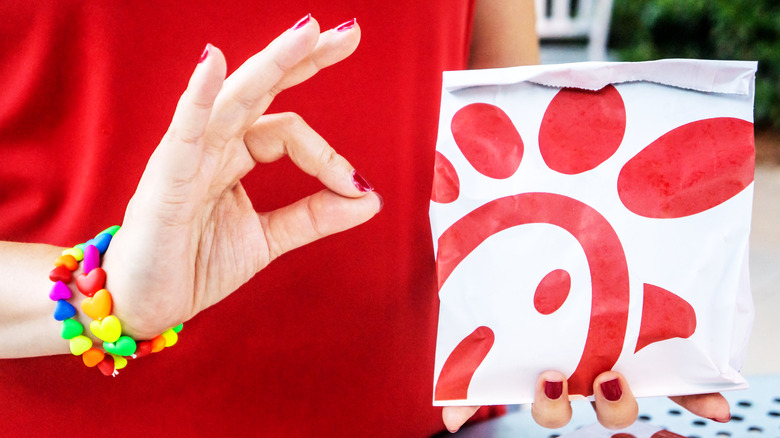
xmin=609 ymin=0 xmax=780 ymax=164
xmin=538 ymin=0 xmax=780 ymax=163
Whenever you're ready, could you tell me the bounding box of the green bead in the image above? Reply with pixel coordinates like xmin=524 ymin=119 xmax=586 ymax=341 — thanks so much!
xmin=74 ymin=243 xmax=86 ymax=251
xmin=173 ymin=323 xmax=184 ymax=333
xmin=100 ymin=225 xmax=121 ymax=236
xmin=104 ymin=336 xmax=137 ymax=356
xmin=61 ymin=318 xmax=83 ymax=340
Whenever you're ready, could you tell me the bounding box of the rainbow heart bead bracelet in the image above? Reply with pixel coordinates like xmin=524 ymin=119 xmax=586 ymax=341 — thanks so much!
xmin=48 ymin=226 xmax=183 ymax=376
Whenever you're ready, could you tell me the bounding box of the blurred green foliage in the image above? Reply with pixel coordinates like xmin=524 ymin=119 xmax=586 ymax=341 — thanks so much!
xmin=610 ymin=0 xmax=780 ymax=128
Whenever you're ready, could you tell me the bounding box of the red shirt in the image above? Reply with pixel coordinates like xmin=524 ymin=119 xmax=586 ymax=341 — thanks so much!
xmin=0 ymin=1 xmax=502 ymax=436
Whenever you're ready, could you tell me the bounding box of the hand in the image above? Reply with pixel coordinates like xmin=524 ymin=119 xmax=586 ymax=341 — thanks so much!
xmin=100 ymin=16 xmax=381 ymax=339
xmin=442 ymin=370 xmax=731 ymax=432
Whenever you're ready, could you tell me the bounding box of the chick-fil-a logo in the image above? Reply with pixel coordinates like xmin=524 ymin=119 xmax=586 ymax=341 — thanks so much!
xmin=431 ymin=84 xmax=754 ymax=401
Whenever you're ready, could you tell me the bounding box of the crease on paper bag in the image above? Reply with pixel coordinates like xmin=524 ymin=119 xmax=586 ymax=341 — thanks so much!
xmin=443 ymin=59 xmax=757 ymax=94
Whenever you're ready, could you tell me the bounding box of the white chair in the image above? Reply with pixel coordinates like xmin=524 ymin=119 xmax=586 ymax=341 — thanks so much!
xmin=535 ymin=0 xmax=615 ymax=62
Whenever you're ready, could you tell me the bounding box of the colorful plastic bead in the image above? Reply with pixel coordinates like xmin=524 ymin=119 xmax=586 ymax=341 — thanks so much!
xmin=82 ymin=244 xmax=100 ymax=274
xmin=103 ymin=336 xmax=137 ymax=356
xmin=60 ymin=318 xmax=84 ymax=340
xmin=75 ymin=267 xmax=106 ymax=297
xmin=48 ymin=266 xmax=73 ymax=283
xmin=82 ymin=348 xmax=105 ymax=367
xmin=150 ymin=335 xmax=166 ymax=353
xmin=109 ymin=353 xmax=128 ymax=370
xmin=81 ymin=289 xmax=112 ymax=321
xmin=53 ymin=300 xmax=76 ymax=321
xmin=54 ymin=254 xmax=78 ymax=271
xmin=161 ymin=328 xmax=178 ymax=347
xmin=49 ymin=281 xmax=72 ymax=301
xmin=133 ymin=341 xmax=153 ymax=359
xmin=90 ymin=315 xmax=122 ymax=343
xmin=69 ymin=335 xmax=92 ymax=356
xmin=96 ymin=355 xmax=116 ymax=377
xmin=61 ymin=247 xmax=84 ymax=262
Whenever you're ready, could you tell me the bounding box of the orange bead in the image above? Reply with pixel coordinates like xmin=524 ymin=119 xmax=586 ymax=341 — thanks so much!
xmin=82 ymin=348 xmax=105 ymax=367
xmin=150 ymin=335 xmax=166 ymax=353
xmin=54 ymin=254 xmax=78 ymax=271
xmin=81 ymin=289 xmax=113 ymax=321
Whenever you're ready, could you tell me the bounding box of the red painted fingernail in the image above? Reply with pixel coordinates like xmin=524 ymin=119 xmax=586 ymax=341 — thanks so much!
xmin=198 ymin=44 xmax=210 ymax=64
xmin=352 ymin=170 xmax=374 ymax=192
xmin=600 ymin=378 xmax=622 ymax=401
xmin=291 ymin=14 xmax=311 ymax=30
xmin=544 ymin=381 xmax=563 ymax=400
xmin=708 ymin=413 xmax=731 ymax=423
xmin=335 ymin=18 xmax=356 ymax=32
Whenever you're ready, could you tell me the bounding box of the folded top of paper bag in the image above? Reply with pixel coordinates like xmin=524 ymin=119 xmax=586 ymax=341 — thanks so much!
xmin=443 ymin=59 xmax=757 ymax=95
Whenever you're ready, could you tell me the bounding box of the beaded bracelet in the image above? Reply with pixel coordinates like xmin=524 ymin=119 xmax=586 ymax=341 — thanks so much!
xmin=48 ymin=226 xmax=183 ymax=376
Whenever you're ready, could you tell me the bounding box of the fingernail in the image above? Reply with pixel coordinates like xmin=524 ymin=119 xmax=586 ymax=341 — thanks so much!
xmin=198 ymin=44 xmax=210 ymax=64
xmin=335 ymin=18 xmax=357 ymax=32
xmin=291 ymin=14 xmax=311 ymax=30
xmin=544 ymin=380 xmax=563 ymax=400
xmin=375 ymin=192 xmax=384 ymax=212
xmin=600 ymin=378 xmax=622 ymax=402
xmin=352 ymin=170 xmax=374 ymax=192
xmin=708 ymin=413 xmax=731 ymax=423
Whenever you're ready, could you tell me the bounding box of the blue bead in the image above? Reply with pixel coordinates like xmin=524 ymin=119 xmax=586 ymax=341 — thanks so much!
xmin=86 ymin=232 xmax=113 ymax=254
xmin=53 ymin=300 xmax=76 ymax=321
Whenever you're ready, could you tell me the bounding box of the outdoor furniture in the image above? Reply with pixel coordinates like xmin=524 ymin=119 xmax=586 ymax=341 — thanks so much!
xmin=535 ymin=0 xmax=615 ymax=62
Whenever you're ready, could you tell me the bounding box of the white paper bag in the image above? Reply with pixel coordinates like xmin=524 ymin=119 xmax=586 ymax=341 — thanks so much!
xmin=430 ymin=60 xmax=756 ymax=406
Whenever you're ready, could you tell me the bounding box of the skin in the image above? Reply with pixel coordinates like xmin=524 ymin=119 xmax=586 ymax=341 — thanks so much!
xmin=0 ymin=5 xmax=731 ymax=432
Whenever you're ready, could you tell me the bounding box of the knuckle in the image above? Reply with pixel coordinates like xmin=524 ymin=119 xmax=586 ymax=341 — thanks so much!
xmin=229 ymin=92 xmax=259 ymax=112
xmin=276 ymin=111 xmax=306 ymax=130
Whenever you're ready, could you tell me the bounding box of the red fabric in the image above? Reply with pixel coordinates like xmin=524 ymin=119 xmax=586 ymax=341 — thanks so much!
xmin=0 ymin=1 xmax=505 ymax=436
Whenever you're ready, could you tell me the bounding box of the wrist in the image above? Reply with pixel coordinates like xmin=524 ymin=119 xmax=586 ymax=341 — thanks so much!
xmin=46 ymin=226 xmax=182 ymax=375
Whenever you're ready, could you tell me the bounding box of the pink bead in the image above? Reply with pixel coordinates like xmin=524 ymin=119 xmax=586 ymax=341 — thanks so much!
xmin=48 ymin=281 xmax=72 ymax=301
xmin=82 ymin=244 xmax=100 ymax=274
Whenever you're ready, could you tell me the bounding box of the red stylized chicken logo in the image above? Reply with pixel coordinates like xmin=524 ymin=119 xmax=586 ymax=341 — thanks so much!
xmin=432 ymin=84 xmax=754 ymax=402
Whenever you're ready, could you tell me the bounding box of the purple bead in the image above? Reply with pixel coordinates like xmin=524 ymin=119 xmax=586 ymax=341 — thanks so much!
xmin=48 ymin=281 xmax=72 ymax=301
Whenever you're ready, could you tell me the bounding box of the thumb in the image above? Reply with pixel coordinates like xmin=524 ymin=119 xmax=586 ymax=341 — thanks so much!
xmin=442 ymin=406 xmax=481 ymax=433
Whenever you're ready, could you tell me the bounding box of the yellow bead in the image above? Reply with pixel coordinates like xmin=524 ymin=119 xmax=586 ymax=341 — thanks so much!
xmin=62 ymin=247 xmax=84 ymax=262
xmin=109 ymin=353 xmax=128 ymax=370
xmin=69 ymin=335 xmax=92 ymax=356
xmin=161 ymin=329 xmax=178 ymax=347
xmin=90 ymin=315 xmax=122 ymax=343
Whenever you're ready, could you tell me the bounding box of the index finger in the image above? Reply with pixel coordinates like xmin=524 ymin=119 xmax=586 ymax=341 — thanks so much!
xmin=207 ymin=16 xmax=361 ymax=144
xmin=207 ymin=15 xmax=322 ymax=143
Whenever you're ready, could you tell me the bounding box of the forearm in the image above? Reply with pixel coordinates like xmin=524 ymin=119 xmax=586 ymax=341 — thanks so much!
xmin=0 ymin=241 xmax=79 ymax=358
xmin=469 ymin=0 xmax=540 ymax=69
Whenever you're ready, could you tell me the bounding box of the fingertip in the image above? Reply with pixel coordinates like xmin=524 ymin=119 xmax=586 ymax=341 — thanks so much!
xmin=192 ymin=43 xmax=227 ymax=91
xmin=532 ymin=371 xmax=572 ymax=429
xmin=670 ymin=392 xmax=731 ymax=423
xmin=441 ymin=406 xmax=479 ymax=433
xmin=593 ymin=371 xmax=638 ymax=430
